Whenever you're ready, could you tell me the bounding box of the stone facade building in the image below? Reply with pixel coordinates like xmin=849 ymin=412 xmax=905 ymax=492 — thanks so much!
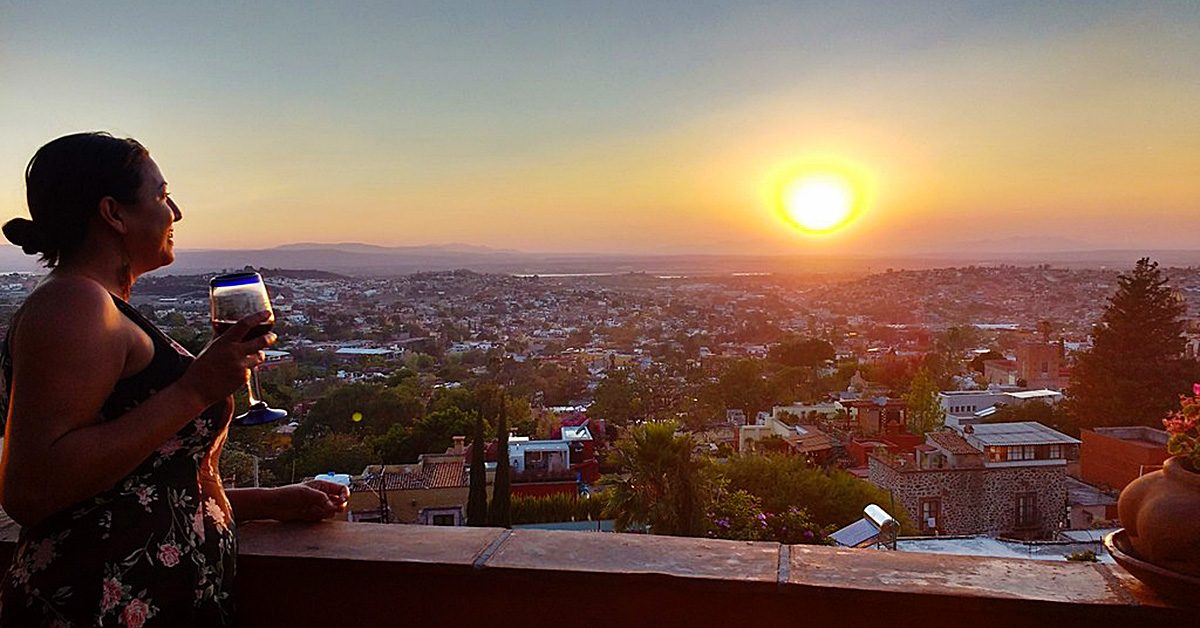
xmin=868 ymin=422 xmax=1079 ymax=539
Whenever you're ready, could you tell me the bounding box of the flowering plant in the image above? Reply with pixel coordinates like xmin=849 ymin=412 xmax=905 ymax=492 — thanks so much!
xmin=1163 ymin=383 xmax=1200 ymax=471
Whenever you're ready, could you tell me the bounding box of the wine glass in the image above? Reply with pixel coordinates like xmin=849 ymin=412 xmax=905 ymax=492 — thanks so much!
xmin=209 ymin=271 xmax=288 ymax=426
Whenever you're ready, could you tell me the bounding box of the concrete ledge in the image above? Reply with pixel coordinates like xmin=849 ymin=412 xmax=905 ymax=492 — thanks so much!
xmin=0 ymin=520 xmax=1189 ymax=627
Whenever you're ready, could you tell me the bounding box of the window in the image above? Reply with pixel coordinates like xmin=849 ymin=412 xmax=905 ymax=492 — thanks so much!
xmin=989 ymin=447 xmax=1005 ymax=463
xmin=1048 ymin=444 xmax=1062 ymax=459
xmin=1016 ymin=493 xmax=1038 ymax=528
xmin=1007 ymin=446 xmax=1035 ymax=461
xmin=919 ymin=498 xmax=941 ymax=533
xmin=432 ymin=514 xmax=456 ymax=526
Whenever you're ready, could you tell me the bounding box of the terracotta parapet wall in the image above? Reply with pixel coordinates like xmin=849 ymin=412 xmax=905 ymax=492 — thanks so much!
xmin=0 ymin=519 xmax=1187 ymax=627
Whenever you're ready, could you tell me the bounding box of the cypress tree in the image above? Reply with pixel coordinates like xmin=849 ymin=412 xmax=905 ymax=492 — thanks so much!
xmin=1068 ymin=258 xmax=1196 ymax=430
xmin=466 ymin=411 xmax=489 ymax=526
xmin=489 ymin=393 xmax=512 ymax=527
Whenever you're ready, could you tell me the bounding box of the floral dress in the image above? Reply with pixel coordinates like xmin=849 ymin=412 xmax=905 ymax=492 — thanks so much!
xmin=0 ymin=296 xmax=237 ymax=627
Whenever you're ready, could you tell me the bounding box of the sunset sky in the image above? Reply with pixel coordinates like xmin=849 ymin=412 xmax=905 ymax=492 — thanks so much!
xmin=1 ymin=2 xmax=1197 ymax=256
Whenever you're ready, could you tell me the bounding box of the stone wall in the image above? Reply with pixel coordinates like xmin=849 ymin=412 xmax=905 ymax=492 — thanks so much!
xmin=868 ymin=456 xmax=1067 ymax=537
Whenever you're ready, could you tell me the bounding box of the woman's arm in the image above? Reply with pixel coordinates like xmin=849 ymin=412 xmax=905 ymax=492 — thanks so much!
xmin=0 ymin=279 xmax=272 ymax=527
xmin=227 ymin=480 xmax=349 ymax=522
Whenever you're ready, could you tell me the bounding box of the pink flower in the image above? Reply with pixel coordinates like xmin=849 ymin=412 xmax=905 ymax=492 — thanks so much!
xmin=1192 ymin=382 xmax=1200 ymax=397
xmin=1164 ymin=414 xmax=1198 ymax=434
xmin=192 ymin=509 xmax=206 ymax=544
xmin=121 ymin=598 xmax=151 ymax=628
xmin=157 ymin=543 xmax=180 ymax=568
xmin=156 ymin=438 xmax=182 ymax=457
xmin=9 ymin=562 xmax=29 ymax=586
xmin=135 ymin=486 xmax=155 ymax=507
xmin=30 ymin=539 xmax=56 ymax=571
xmin=100 ymin=577 xmax=123 ymax=613
xmin=205 ymin=497 xmax=228 ymax=531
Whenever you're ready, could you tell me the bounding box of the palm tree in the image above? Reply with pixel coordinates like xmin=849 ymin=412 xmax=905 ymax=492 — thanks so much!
xmin=602 ymin=421 xmax=710 ymax=536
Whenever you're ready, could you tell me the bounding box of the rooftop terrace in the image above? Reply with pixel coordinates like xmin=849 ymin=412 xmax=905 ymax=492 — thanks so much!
xmin=0 ymin=518 xmax=1186 ymax=627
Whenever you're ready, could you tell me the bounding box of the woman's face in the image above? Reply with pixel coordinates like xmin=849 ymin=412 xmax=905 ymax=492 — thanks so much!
xmin=122 ymin=157 xmax=182 ymax=273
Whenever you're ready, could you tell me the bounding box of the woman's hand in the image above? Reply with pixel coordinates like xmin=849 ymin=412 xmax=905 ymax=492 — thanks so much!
xmin=175 ymin=311 xmax=277 ymax=407
xmin=266 ymin=479 xmax=350 ymax=522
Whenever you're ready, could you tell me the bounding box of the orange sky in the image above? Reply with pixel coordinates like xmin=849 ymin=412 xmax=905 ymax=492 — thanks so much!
xmin=1 ymin=3 xmax=1197 ymax=255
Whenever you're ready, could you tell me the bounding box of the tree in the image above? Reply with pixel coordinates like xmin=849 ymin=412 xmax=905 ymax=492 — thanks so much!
xmin=291 ymin=433 xmax=376 ymax=479
xmin=295 ymin=383 xmax=422 ymax=443
xmin=718 ymin=454 xmax=914 ymax=533
xmin=903 ymin=367 xmax=945 ymax=435
xmin=590 ymin=369 xmax=639 ymax=427
xmin=488 ymin=395 xmax=512 ymax=528
xmin=1068 ymin=258 xmax=1197 ymax=430
xmin=601 ymin=422 xmax=711 ymax=536
xmin=983 ymin=400 xmax=1076 ymax=435
xmin=717 ymin=359 xmax=770 ymax=419
xmin=769 ymin=337 xmax=835 ymax=369
xmin=466 ymin=411 xmax=489 ymax=526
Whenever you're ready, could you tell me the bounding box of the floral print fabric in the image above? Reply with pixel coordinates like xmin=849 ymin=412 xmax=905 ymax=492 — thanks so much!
xmin=0 ymin=296 xmax=237 ymax=626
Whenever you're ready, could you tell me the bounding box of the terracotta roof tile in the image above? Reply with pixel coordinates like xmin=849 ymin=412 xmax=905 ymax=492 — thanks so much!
xmin=350 ymin=460 xmax=468 ymax=493
xmin=927 ymin=431 xmax=981 ymax=455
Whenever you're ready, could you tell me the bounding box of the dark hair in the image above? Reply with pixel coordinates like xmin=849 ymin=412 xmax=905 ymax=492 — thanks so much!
xmin=3 ymin=132 xmax=150 ymax=267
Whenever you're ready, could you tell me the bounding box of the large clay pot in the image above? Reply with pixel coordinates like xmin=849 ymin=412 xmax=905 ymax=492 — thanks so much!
xmin=1118 ymin=456 xmax=1200 ymax=577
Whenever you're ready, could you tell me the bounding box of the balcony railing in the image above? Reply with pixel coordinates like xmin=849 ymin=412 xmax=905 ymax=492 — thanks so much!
xmin=0 ymin=517 xmax=1188 ymax=626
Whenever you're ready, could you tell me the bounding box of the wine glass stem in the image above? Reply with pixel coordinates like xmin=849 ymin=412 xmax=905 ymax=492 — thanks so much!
xmin=247 ymin=367 xmax=264 ymax=407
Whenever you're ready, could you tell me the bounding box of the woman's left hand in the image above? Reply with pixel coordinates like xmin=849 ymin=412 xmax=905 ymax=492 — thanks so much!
xmin=268 ymin=479 xmax=350 ymax=522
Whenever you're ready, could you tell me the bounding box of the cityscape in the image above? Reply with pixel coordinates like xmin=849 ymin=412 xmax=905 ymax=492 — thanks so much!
xmin=1 ymin=1 xmax=1197 ymax=624
xmin=1 ymin=258 xmax=1190 ymax=550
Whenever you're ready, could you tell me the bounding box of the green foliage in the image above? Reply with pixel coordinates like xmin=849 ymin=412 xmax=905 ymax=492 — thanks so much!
xmin=983 ymin=400 xmax=1076 ymax=435
xmin=167 ymin=324 xmax=211 ymax=356
xmin=717 ymin=359 xmax=770 ymax=418
xmin=467 ymin=412 xmax=489 ymax=526
xmin=510 ymin=493 xmax=605 ymax=525
xmin=295 ymin=382 xmax=422 ymax=442
xmin=903 ymin=367 xmax=945 ymax=435
xmin=708 ymin=489 xmax=768 ymax=541
xmin=1066 ymin=550 xmax=1098 ymax=562
xmin=370 ymin=407 xmax=478 ymax=464
xmin=601 ymin=421 xmax=712 ymax=536
xmin=718 ymin=454 xmax=915 ymax=533
xmin=769 ymin=337 xmax=835 ymax=368
xmin=219 ymin=445 xmax=261 ymax=488
xmin=489 ymin=399 xmax=512 ymax=527
xmin=706 ymin=488 xmax=831 ymax=544
xmin=1068 ymin=258 xmax=1198 ymax=430
xmin=591 ymin=369 xmax=639 ymax=427
xmin=291 ymin=433 xmax=376 ymax=478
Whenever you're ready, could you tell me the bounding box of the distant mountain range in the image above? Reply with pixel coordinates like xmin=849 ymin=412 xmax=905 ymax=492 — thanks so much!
xmin=2 ymin=242 xmax=1199 ymax=277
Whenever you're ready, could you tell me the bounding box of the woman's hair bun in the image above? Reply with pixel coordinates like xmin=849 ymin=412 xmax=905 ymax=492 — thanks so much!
xmin=2 ymin=217 xmax=48 ymax=256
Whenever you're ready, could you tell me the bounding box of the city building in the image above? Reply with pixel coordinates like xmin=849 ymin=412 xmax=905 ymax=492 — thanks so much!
xmin=736 ymin=415 xmax=835 ymax=462
xmin=842 ymin=397 xmax=908 ymax=436
xmin=1079 ymin=426 xmax=1170 ymax=491
xmin=939 ymin=388 xmax=1063 ymax=427
xmin=345 ymin=448 xmax=469 ymax=525
xmin=1015 ymin=340 xmax=1067 ymax=390
xmin=868 ymin=422 xmax=1080 ymax=539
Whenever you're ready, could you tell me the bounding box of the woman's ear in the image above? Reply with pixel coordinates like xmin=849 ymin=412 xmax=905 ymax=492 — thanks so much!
xmin=96 ymin=196 xmax=129 ymax=235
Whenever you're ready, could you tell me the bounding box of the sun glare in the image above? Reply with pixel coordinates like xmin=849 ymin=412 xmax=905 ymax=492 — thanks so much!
xmin=781 ymin=174 xmax=857 ymax=234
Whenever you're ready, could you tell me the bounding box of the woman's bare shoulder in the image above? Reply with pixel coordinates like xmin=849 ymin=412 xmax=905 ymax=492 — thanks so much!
xmin=13 ymin=276 xmax=123 ymax=346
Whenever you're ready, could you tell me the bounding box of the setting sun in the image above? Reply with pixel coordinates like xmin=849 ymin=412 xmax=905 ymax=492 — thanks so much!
xmin=781 ymin=173 xmax=857 ymax=234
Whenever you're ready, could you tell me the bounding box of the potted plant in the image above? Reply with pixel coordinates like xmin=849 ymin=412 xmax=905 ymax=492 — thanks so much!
xmin=1117 ymin=383 xmax=1200 ymax=578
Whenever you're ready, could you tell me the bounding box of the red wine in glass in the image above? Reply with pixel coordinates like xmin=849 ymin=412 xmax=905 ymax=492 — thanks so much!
xmin=209 ymin=271 xmax=288 ymax=426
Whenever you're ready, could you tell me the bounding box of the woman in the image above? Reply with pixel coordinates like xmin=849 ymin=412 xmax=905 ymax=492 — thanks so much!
xmin=0 ymin=132 xmax=349 ymax=626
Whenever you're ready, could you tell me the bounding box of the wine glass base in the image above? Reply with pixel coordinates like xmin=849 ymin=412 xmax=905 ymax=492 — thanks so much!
xmin=234 ymin=403 xmax=289 ymax=426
